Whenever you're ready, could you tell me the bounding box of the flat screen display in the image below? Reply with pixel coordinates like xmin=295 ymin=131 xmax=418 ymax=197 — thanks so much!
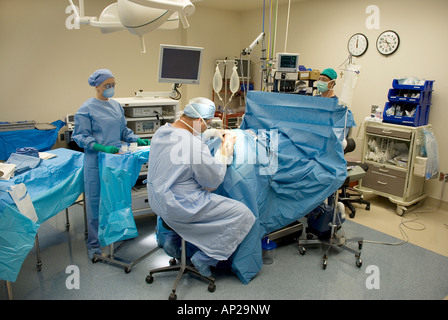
xmin=158 ymin=44 xmax=204 ymax=84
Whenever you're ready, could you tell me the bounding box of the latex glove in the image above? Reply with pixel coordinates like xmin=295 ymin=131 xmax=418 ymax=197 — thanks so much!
xmin=222 ymin=132 xmax=237 ymax=157
xmin=202 ymin=128 xmax=225 ymax=141
xmin=137 ymin=138 xmax=151 ymax=146
xmin=93 ymin=143 xmax=119 ymax=154
xmin=215 ymin=132 xmax=237 ymax=165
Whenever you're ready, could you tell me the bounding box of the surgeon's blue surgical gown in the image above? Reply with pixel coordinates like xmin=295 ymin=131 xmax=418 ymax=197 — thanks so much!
xmin=72 ymin=97 xmax=140 ymax=249
xmin=147 ymin=124 xmax=255 ymax=261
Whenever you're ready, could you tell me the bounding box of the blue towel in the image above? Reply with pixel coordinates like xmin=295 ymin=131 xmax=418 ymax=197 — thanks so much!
xmin=16 ymin=147 xmax=39 ymax=158
xmin=5 ymin=153 xmax=42 ymax=175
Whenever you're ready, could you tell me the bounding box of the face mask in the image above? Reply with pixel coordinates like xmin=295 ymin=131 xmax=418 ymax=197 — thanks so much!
xmin=179 ymin=119 xmax=203 ymax=136
xmin=316 ymin=80 xmax=335 ymax=93
xmin=103 ymin=87 xmax=115 ymax=98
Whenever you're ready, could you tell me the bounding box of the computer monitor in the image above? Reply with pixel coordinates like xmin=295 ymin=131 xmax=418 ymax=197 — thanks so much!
xmin=276 ymin=52 xmax=300 ymax=73
xmin=235 ymin=59 xmax=251 ymax=79
xmin=158 ymin=44 xmax=204 ymax=85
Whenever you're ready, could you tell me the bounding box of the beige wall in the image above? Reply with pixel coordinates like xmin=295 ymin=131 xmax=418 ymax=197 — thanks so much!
xmin=0 ymin=0 xmax=446 ymax=201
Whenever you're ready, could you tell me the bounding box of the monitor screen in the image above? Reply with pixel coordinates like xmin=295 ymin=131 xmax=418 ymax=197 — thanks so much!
xmin=158 ymin=44 xmax=204 ymax=84
xmin=276 ymin=53 xmax=300 ymax=73
xmin=235 ymin=59 xmax=251 ymax=79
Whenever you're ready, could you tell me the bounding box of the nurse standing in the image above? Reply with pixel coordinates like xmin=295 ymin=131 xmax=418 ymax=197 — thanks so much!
xmin=72 ymin=69 xmax=150 ymax=260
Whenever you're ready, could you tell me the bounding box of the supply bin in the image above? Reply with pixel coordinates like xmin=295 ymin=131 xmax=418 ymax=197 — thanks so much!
xmin=383 ymin=79 xmax=434 ymax=127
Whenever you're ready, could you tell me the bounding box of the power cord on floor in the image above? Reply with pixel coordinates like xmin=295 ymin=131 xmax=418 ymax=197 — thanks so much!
xmin=342 ymin=206 xmax=427 ymax=248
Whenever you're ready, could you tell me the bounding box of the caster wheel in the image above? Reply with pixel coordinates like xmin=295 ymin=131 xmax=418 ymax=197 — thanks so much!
xmin=356 ymin=258 xmax=363 ymax=268
xmin=366 ymin=204 xmax=370 ymax=211
xmin=299 ymin=246 xmax=306 ymax=255
xmin=322 ymin=255 xmax=328 ymax=270
xmin=91 ymin=256 xmax=99 ymax=263
xmin=358 ymin=241 xmax=363 ymax=250
xmin=145 ymin=275 xmax=154 ymax=284
xmin=349 ymin=212 xmax=355 ymax=218
xmin=169 ymin=292 xmax=177 ymax=300
xmin=208 ymin=283 xmax=216 ymax=292
xmin=125 ymin=267 xmax=131 ymax=274
xmin=169 ymin=258 xmax=177 ymax=266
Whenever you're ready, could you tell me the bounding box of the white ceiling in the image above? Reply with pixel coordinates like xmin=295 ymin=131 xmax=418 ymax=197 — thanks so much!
xmin=194 ymin=0 xmax=305 ymax=12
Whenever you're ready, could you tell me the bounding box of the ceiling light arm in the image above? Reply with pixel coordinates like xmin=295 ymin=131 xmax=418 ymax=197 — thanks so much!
xmin=68 ymin=0 xmax=98 ymax=25
xmin=128 ymin=0 xmax=195 ymax=28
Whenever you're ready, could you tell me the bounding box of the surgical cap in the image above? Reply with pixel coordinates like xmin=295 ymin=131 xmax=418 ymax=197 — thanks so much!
xmin=88 ymin=69 xmax=114 ymax=87
xmin=183 ymin=97 xmax=216 ymax=119
xmin=320 ymin=68 xmax=337 ymax=80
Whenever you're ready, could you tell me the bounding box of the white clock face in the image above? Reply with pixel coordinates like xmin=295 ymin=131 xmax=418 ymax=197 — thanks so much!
xmin=376 ymin=30 xmax=400 ymax=55
xmin=348 ymin=33 xmax=368 ymax=57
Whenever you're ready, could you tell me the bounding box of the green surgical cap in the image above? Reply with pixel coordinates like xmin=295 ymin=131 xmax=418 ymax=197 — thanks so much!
xmin=320 ymin=68 xmax=337 ymax=80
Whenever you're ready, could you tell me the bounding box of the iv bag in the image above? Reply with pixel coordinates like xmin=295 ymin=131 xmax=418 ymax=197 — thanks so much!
xmin=213 ymin=65 xmax=223 ymax=101
xmin=229 ymin=65 xmax=240 ymax=102
xmin=339 ymin=64 xmax=361 ymax=108
xmin=230 ymin=65 xmax=240 ymax=94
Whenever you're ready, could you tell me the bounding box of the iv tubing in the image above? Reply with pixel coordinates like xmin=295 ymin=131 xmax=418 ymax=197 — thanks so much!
xmin=272 ymin=0 xmax=278 ymax=59
xmin=284 ymin=0 xmax=291 ymax=52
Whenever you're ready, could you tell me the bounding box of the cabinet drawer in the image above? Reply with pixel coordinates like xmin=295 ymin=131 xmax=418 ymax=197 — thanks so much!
xmin=366 ymin=126 xmax=412 ymax=140
xmin=362 ymin=166 xmax=406 ymax=197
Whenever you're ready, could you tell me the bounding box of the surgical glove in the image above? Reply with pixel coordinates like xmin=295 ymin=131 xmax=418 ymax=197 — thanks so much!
xmin=202 ymin=128 xmax=225 ymax=141
xmin=137 ymin=138 xmax=150 ymax=146
xmin=93 ymin=143 xmax=119 ymax=154
xmin=215 ymin=132 xmax=236 ymax=165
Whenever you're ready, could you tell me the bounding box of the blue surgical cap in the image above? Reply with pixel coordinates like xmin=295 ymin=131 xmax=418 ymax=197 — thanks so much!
xmin=88 ymin=69 xmax=114 ymax=87
xmin=184 ymin=97 xmax=216 ymax=119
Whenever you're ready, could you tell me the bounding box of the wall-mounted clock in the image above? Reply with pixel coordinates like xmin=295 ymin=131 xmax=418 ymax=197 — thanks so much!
xmin=347 ymin=33 xmax=368 ymax=57
xmin=376 ymin=30 xmax=400 ymax=56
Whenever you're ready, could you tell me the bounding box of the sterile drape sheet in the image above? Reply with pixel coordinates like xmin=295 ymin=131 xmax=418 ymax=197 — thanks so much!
xmin=0 ymin=120 xmax=65 ymax=161
xmin=217 ymin=91 xmax=355 ymax=284
xmin=98 ymin=148 xmax=150 ymax=247
xmin=0 ymin=148 xmax=84 ymax=282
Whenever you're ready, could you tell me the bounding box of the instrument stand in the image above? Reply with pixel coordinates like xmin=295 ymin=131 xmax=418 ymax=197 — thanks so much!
xmin=297 ymin=191 xmax=364 ymax=269
xmin=93 ymin=239 xmax=159 ymax=273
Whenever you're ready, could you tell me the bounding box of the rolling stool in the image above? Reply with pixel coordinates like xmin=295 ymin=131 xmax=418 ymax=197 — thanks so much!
xmin=145 ymin=219 xmax=216 ymax=300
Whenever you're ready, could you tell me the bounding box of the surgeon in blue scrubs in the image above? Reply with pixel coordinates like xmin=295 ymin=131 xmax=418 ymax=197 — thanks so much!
xmin=146 ymin=97 xmax=255 ymax=277
xmin=72 ymin=69 xmax=150 ymax=260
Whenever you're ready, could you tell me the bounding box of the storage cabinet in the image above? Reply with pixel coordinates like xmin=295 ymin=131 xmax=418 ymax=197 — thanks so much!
xmin=358 ymin=121 xmax=428 ymax=215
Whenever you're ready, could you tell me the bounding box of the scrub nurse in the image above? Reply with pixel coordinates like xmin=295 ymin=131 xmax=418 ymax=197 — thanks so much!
xmin=72 ymin=69 xmax=150 ymax=260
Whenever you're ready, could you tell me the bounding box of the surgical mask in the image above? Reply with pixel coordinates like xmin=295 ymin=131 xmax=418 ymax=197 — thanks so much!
xmin=103 ymin=87 xmax=115 ymax=98
xmin=316 ymin=80 xmax=334 ymax=93
xmin=180 ymin=119 xmax=204 ymax=136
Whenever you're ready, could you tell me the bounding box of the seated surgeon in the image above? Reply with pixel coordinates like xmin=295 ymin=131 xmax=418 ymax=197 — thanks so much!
xmin=316 ymin=68 xmax=338 ymax=98
xmin=146 ymin=97 xmax=255 ymax=277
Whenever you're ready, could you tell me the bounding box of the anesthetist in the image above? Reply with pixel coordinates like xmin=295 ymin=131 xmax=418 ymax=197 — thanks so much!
xmin=146 ymin=97 xmax=255 ymax=277
xmin=72 ymin=68 xmax=150 ymax=260
xmin=316 ymin=67 xmax=338 ymax=98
